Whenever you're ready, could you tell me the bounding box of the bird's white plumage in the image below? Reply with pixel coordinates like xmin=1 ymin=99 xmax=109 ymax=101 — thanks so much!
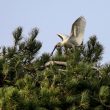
xmin=57 ymin=16 xmax=86 ymax=46
xmin=51 ymin=16 xmax=86 ymax=56
xmin=69 ymin=16 xmax=86 ymax=45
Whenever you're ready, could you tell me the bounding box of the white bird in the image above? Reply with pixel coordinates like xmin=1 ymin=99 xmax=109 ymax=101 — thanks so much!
xmin=51 ymin=16 xmax=86 ymax=56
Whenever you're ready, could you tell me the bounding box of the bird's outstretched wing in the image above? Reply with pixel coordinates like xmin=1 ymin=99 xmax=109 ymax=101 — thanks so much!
xmin=69 ymin=16 xmax=86 ymax=45
xmin=57 ymin=33 xmax=67 ymax=41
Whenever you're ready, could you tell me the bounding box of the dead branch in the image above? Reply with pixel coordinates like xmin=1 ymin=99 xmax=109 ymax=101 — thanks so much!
xmin=45 ymin=61 xmax=67 ymax=67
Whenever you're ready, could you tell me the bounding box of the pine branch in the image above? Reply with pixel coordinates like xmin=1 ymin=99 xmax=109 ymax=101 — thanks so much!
xmin=45 ymin=61 xmax=67 ymax=67
xmin=13 ymin=27 xmax=22 ymax=46
xmin=38 ymin=60 xmax=67 ymax=70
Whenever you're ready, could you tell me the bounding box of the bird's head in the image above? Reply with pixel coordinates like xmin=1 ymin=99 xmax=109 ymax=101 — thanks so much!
xmin=55 ymin=42 xmax=62 ymax=48
xmin=50 ymin=42 xmax=62 ymax=56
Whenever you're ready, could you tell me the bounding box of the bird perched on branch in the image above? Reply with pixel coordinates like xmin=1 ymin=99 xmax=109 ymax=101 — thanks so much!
xmin=51 ymin=16 xmax=86 ymax=56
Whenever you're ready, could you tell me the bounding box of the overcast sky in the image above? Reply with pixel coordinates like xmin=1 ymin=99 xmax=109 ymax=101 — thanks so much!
xmin=0 ymin=0 xmax=110 ymax=63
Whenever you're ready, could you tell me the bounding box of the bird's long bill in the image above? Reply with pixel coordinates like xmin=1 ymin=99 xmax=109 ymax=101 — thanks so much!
xmin=50 ymin=46 xmax=57 ymax=56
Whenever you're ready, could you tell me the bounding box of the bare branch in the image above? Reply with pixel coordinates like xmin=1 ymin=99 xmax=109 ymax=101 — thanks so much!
xmin=45 ymin=61 xmax=67 ymax=67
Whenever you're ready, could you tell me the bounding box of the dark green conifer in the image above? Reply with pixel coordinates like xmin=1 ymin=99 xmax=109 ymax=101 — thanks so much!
xmin=0 ymin=27 xmax=110 ymax=110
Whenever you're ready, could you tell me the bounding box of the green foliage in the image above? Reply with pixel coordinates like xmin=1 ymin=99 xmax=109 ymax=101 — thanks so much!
xmin=82 ymin=35 xmax=103 ymax=63
xmin=13 ymin=27 xmax=22 ymax=46
xmin=99 ymin=86 xmax=110 ymax=103
xmin=80 ymin=90 xmax=90 ymax=109
xmin=0 ymin=27 xmax=110 ymax=110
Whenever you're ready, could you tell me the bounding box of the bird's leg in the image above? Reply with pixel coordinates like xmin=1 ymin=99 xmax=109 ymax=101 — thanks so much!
xmin=71 ymin=44 xmax=75 ymax=50
xmin=75 ymin=43 xmax=84 ymax=52
xmin=63 ymin=46 xmax=68 ymax=55
xmin=68 ymin=44 xmax=75 ymax=53
xmin=56 ymin=47 xmax=62 ymax=55
xmin=63 ymin=43 xmax=73 ymax=55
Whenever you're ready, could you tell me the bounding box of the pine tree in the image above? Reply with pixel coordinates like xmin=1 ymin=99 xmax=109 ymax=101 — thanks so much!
xmin=0 ymin=27 xmax=110 ymax=110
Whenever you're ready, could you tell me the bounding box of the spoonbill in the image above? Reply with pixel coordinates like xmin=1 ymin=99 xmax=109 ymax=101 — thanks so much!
xmin=51 ymin=16 xmax=86 ymax=56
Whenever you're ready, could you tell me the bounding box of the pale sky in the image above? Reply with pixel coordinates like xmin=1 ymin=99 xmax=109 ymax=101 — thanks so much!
xmin=0 ymin=0 xmax=110 ymax=63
